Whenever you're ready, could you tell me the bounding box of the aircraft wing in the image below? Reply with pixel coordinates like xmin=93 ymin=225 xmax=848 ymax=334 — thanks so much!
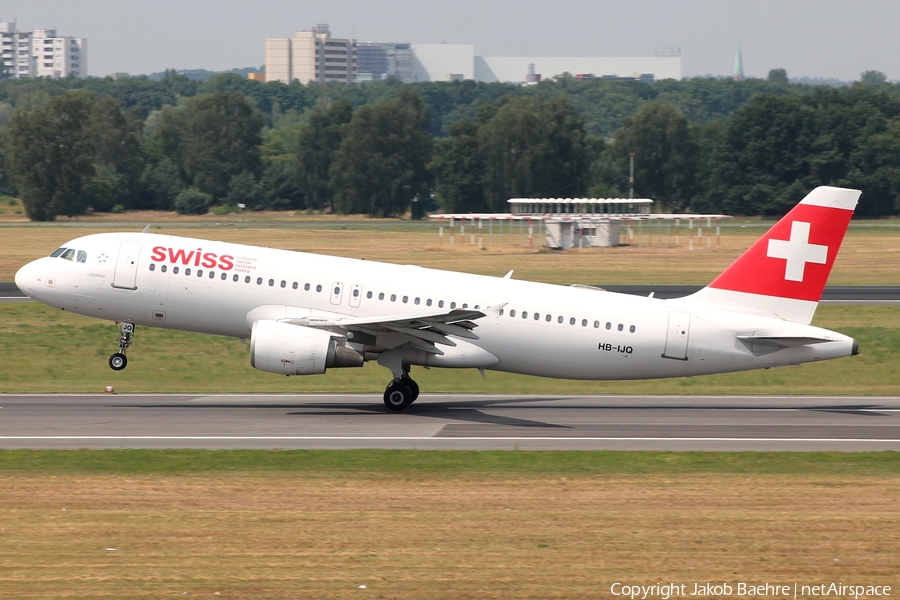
xmin=284 ymin=307 xmax=499 ymax=355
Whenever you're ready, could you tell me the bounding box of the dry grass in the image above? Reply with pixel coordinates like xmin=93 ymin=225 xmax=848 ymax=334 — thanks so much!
xmin=1 ymin=469 xmax=897 ymax=599
xmin=2 ymin=222 xmax=900 ymax=285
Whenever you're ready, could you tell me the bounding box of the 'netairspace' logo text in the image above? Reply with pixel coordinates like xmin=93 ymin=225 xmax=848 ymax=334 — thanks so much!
xmin=610 ymin=583 xmax=892 ymax=599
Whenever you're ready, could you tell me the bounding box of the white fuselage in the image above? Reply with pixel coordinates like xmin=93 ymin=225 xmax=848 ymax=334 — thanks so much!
xmin=15 ymin=232 xmax=856 ymax=380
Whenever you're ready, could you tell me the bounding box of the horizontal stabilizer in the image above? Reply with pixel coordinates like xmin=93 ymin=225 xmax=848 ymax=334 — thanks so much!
xmin=736 ymin=334 xmax=833 ymax=348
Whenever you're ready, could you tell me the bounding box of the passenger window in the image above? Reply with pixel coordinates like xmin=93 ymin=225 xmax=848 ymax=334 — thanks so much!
xmin=161 ymin=265 xmax=167 ymax=273
xmin=245 ymin=276 xmax=251 ymax=283
xmin=438 ymin=300 xmax=444 ymax=308
xmin=606 ymin=322 xmax=612 ymax=330
xmin=256 ymin=277 xmax=262 ymax=285
xmin=509 ymin=309 xmax=516 ymax=317
xmin=474 ymin=305 xmax=480 ymax=309
xmin=185 ymin=268 xmax=191 ymax=276
xmin=569 ymin=317 xmax=575 ymax=325
xmin=293 ymin=282 xmax=298 ymax=290
xmin=426 ymin=299 xmax=432 ymax=307
xmin=522 ymin=311 xmax=528 ymax=319
xmin=149 ymin=264 xmax=156 ymax=271
xmin=210 ymin=271 xmax=216 ymax=279
xmin=233 ymin=274 xmax=239 ymax=282
xmin=173 ymin=267 xmax=180 ymax=274
xmin=534 ymin=313 xmax=540 ymax=321
xmin=353 ymin=289 xmax=360 ymax=297
xmin=414 ymin=297 xmax=420 ymax=305
xmin=450 ymin=302 xmax=457 ymax=309
xmin=366 ymin=291 xmax=372 ymax=299
xmin=197 ymin=269 xmax=203 ymax=277
xmin=582 ymin=319 xmax=588 ymax=327
xmin=269 ymin=279 xmax=275 ymax=287
xmin=316 ymin=284 xmax=322 ymax=292
xmin=334 ymin=286 xmax=341 ymax=295
xmin=594 ymin=321 xmax=600 ymax=328
xmin=50 ymin=248 xmax=67 ymax=258
xmin=379 ymin=292 xmax=385 ymax=300
xmin=499 ymin=308 xmax=505 ymax=316
xmin=558 ymin=316 xmax=563 ymax=324
xmin=618 ymin=323 xmax=624 ymax=331
xmin=61 ymin=249 xmax=75 ymax=261
xmin=630 ymin=325 xmax=636 ymax=333
xmin=280 ymin=280 xmax=287 ymax=288
xmin=220 ymin=272 xmax=226 ymax=280
xmin=390 ymin=294 xmax=396 ymax=302
xmin=304 ymin=283 xmax=310 ymax=291
xmin=76 ymin=250 xmax=87 ymax=263
xmin=546 ymin=314 xmax=551 ymax=322
xmin=462 ymin=303 xmax=468 ymax=309
xmin=402 ymin=296 xmax=408 ymax=303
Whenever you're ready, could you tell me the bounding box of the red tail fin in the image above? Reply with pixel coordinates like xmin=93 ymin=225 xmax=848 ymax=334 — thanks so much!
xmin=684 ymin=186 xmax=860 ymax=324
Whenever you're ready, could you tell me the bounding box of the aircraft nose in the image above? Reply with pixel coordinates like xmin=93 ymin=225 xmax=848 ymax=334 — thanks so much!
xmin=15 ymin=261 xmax=36 ymax=298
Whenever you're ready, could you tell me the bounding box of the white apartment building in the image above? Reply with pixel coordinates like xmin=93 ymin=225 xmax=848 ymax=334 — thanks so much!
xmin=266 ymin=25 xmax=355 ymax=84
xmin=33 ymin=29 xmax=87 ymax=78
xmin=0 ymin=22 xmax=87 ymax=79
xmin=0 ymin=21 xmax=35 ymax=78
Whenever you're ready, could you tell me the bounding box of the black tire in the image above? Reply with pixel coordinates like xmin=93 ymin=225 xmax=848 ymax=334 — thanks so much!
xmin=383 ymin=382 xmax=413 ymax=412
xmin=109 ymin=353 xmax=127 ymax=371
xmin=402 ymin=377 xmax=420 ymax=400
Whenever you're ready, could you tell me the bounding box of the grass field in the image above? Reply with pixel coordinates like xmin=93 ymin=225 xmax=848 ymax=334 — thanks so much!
xmin=0 ymin=450 xmax=897 ymax=599
xmin=0 ymin=302 xmax=897 ymax=395
xmin=2 ymin=219 xmax=900 ymax=285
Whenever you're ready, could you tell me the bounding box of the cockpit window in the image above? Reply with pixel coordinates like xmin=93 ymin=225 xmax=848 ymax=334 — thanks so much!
xmin=50 ymin=248 xmax=67 ymax=258
xmin=60 ymin=249 xmax=76 ymax=261
xmin=76 ymin=250 xmax=87 ymax=263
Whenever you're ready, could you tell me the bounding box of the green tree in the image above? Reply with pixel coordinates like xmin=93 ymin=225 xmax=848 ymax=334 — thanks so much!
xmin=87 ymin=96 xmax=145 ymax=211
xmin=479 ymin=94 xmax=588 ymax=211
xmin=331 ymin=89 xmax=433 ymax=217
xmin=860 ymin=70 xmax=888 ymax=87
xmin=297 ymin=98 xmax=353 ymax=211
xmin=767 ymin=69 xmax=789 ymax=84
xmin=7 ymin=91 xmax=97 ymax=220
xmin=598 ymin=102 xmax=696 ymax=211
xmin=429 ymin=119 xmax=486 ymax=212
xmin=174 ymin=187 xmax=212 ymax=215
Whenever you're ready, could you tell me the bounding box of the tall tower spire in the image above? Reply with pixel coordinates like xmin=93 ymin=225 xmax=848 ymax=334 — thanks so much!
xmin=733 ymin=41 xmax=745 ymax=81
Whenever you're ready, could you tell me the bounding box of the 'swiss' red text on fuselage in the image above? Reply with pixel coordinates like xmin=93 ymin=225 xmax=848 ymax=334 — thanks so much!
xmin=150 ymin=246 xmax=235 ymax=270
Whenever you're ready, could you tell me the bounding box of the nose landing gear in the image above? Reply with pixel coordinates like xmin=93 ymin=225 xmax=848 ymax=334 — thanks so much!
xmin=109 ymin=322 xmax=135 ymax=371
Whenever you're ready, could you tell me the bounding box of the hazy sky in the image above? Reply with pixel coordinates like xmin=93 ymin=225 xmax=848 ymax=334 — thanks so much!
xmin=4 ymin=0 xmax=899 ymax=81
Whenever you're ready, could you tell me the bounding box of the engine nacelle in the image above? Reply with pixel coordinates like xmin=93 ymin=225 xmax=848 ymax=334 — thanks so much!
xmin=250 ymin=320 xmax=363 ymax=375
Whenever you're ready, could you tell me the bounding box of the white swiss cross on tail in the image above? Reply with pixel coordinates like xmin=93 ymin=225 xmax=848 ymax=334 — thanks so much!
xmin=766 ymin=221 xmax=828 ymax=282
xmin=692 ymin=186 xmax=860 ymax=325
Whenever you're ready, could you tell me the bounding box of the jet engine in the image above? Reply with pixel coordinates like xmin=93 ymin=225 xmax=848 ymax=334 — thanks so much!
xmin=250 ymin=320 xmax=363 ymax=375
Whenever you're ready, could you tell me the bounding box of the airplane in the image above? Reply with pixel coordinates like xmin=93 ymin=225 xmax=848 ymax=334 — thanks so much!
xmin=14 ymin=186 xmax=860 ymax=412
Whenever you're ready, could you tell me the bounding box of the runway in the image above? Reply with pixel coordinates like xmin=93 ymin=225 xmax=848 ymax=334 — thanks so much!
xmin=1 ymin=394 xmax=899 ymax=451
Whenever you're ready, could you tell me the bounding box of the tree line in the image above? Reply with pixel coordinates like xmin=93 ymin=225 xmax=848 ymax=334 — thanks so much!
xmin=3 ymin=70 xmax=900 ymax=220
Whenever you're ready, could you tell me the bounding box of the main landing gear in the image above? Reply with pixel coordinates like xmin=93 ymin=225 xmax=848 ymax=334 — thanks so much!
xmin=383 ymin=374 xmax=420 ymax=412
xmin=108 ymin=322 xmax=135 ymax=371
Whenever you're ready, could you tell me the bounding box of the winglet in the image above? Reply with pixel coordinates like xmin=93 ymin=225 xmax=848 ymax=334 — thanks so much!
xmin=503 ymin=270 xmax=514 ymax=279
xmin=141 ymin=224 xmax=151 ymax=233
xmin=483 ymin=303 xmax=508 ymax=325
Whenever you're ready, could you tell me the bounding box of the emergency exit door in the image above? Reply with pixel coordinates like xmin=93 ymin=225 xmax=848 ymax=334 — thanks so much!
xmin=662 ymin=312 xmax=690 ymax=360
xmin=112 ymin=242 xmax=142 ymax=290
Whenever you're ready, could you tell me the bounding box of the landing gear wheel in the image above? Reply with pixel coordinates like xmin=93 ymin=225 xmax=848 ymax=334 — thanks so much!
xmin=402 ymin=377 xmax=420 ymax=400
xmin=383 ymin=381 xmax=414 ymax=412
xmin=109 ymin=353 xmax=127 ymax=371
xmin=109 ymin=322 xmax=135 ymax=371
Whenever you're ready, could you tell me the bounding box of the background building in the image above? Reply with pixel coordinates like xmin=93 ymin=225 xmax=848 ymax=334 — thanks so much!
xmin=356 ymin=42 xmax=413 ymax=83
xmin=265 ymin=27 xmax=681 ymax=85
xmin=265 ymin=25 xmax=355 ymax=84
xmin=0 ymin=21 xmax=86 ymax=79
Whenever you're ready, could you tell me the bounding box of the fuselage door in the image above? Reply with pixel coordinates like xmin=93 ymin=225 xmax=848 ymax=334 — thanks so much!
xmin=349 ymin=284 xmax=362 ymax=308
xmin=330 ymin=281 xmax=344 ymax=306
xmin=662 ymin=311 xmax=690 ymax=360
xmin=112 ymin=242 xmax=142 ymax=290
